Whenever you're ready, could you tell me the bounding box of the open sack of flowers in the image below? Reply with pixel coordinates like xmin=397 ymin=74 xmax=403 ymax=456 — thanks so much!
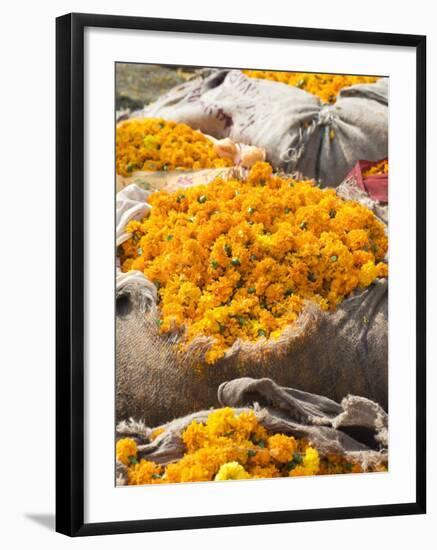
xmin=116 ymin=162 xmax=388 ymax=427
xmin=115 ymin=377 xmax=388 ymax=485
xmin=116 ymin=117 xmax=266 ymax=192
xmin=346 ymin=159 xmax=389 ymax=204
xmin=134 ymin=69 xmax=388 ymax=186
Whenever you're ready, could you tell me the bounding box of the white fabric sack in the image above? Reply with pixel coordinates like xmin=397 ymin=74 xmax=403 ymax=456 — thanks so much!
xmin=136 ymin=69 xmax=388 ymax=186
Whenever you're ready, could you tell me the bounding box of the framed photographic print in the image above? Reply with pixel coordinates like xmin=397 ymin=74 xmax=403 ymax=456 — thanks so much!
xmin=56 ymin=13 xmax=426 ymax=536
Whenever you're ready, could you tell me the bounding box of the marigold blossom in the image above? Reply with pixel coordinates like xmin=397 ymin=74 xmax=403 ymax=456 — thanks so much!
xmin=127 ymin=459 xmax=163 ymax=485
xmin=215 ymin=462 xmax=250 ymax=481
xmin=120 ymin=162 xmax=388 ymax=363
xmin=116 ymin=118 xmax=232 ymax=176
xmin=118 ymin=409 xmax=384 ymax=485
xmin=116 ymin=438 xmax=138 ymax=466
xmin=242 ymin=71 xmax=379 ymax=104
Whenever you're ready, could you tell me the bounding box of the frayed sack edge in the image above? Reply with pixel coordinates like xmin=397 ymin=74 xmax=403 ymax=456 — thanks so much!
xmin=115 ymin=400 xmax=387 ymax=487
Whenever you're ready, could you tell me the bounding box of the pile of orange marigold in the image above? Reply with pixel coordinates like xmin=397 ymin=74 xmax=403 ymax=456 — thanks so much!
xmin=242 ymin=70 xmax=379 ymax=104
xmin=120 ymin=162 xmax=388 ymax=364
xmin=116 ymin=408 xmax=386 ymax=485
xmin=116 ymin=118 xmax=232 ymax=176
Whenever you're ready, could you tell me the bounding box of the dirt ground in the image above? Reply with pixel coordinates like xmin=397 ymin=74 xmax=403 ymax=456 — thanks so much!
xmin=115 ymin=63 xmax=196 ymax=112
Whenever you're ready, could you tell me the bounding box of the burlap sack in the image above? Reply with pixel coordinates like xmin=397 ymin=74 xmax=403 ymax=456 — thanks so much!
xmin=116 ymin=174 xmax=388 ymax=426
xmin=135 ymin=69 xmax=388 ymax=186
xmin=116 ymin=377 xmax=387 ymax=485
xmin=116 ymin=279 xmax=387 ymax=426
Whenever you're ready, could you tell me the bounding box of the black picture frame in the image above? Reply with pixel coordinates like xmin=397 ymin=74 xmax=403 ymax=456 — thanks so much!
xmin=56 ymin=12 xmax=426 ymax=537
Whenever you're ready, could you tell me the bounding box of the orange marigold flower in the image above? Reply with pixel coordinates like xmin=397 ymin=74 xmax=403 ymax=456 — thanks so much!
xmin=120 ymin=162 xmax=388 ymax=364
xmin=268 ymin=434 xmax=297 ymax=463
xmin=116 ymin=438 xmax=138 ymax=467
xmin=243 ymin=70 xmax=379 ymax=104
xmin=116 ymin=408 xmax=384 ymax=485
xmin=248 ymin=464 xmax=280 ymax=478
xmin=116 ymin=118 xmax=232 ymax=176
xmin=127 ymin=459 xmax=163 ymax=485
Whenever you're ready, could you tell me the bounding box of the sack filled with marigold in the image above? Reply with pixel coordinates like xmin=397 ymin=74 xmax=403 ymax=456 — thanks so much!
xmin=115 ymin=381 xmax=388 ymax=486
xmin=115 ymin=117 xmax=266 ymax=192
xmin=115 ymin=161 xmax=388 ymax=426
xmin=137 ymin=69 xmax=388 ymax=186
xmin=346 ymin=158 xmax=388 ymax=204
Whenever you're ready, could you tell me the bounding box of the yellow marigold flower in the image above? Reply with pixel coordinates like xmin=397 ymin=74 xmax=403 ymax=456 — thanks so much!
xmin=268 ymin=434 xmax=297 ymax=463
xmin=215 ymin=462 xmax=251 ymax=481
xmin=303 ymin=447 xmax=320 ymax=472
xmin=127 ymin=459 xmax=163 ymax=485
xmin=120 ymin=162 xmax=388 ymax=364
xmin=117 ymin=408 xmax=383 ymax=485
xmin=182 ymin=421 xmax=209 ymax=453
xmin=166 ymin=446 xmax=247 ymax=483
xmin=116 ymin=438 xmax=138 ymax=466
xmin=290 ymin=447 xmax=320 ymax=477
xmin=243 ymin=71 xmax=379 ymax=104
xmin=116 ymin=118 xmax=232 ymax=176
xmin=359 ymin=261 xmax=378 ymax=287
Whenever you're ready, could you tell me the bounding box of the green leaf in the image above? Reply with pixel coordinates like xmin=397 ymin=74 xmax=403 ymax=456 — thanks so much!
xmin=285 ymin=452 xmax=303 ymax=471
